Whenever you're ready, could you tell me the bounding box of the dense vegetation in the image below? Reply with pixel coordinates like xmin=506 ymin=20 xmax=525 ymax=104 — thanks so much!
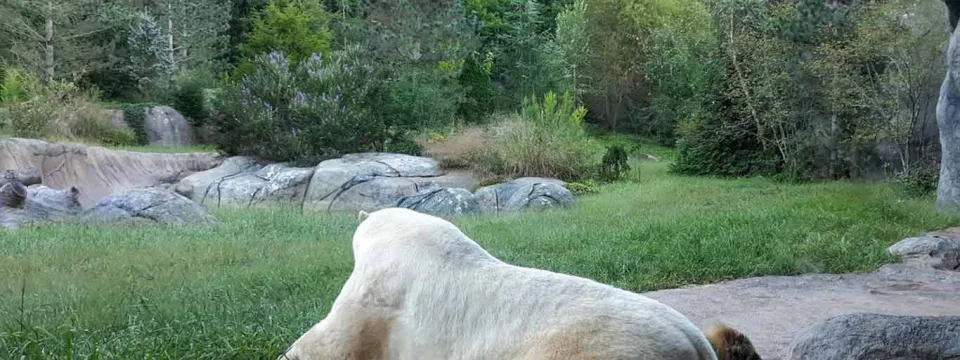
xmin=3 ymin=151 xmax=959 ymax=359
xmin=0 ymin=0 xmax=951 ymax=192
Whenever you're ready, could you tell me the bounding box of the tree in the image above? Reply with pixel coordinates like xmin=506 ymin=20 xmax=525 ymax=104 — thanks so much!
xmin=127 ymin=11 xmax=175 ymax=98
xmin=0 ymin=0 xmax=113 ymax=83
xmin=241 ymin=0 xmax=332 ymax=65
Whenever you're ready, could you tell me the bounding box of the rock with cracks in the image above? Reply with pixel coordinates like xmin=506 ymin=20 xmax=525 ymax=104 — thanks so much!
xmin=1 ymin=185 xmax=83 ymax=229
xmin=83 ymin=188 xmax=215 ymax=226
xmin=888 ymin=234 xmax=960 ymax=271
xmin=175 ymin=156 xmax=315 ymax=208
xmin=395 ymin=188 xmax=481 ymax=217
xmin=475 ymin=177 xmax=566 ymax=214
xmin=786 ymin=314 xmax=960 ymax=360
xmin=0 ymin=137 xmax=221 ymax=206
xmin=303 ymin=153 xmax=468 ymax=212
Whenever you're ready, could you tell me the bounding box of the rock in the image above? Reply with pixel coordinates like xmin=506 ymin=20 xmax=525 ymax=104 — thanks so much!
xmin=395 ymin=188 xmax=481 ymax=217
xmin=83 ymin=188 xmax=215 ymax=226
xmin=145 ymin=106 xmax=194 ymax=147
xmin=475 ymin=177 xmax=570 ymax=214
xmin=937 ymin=15 xmax=960 ymax=211
xmin=102 ymin=109 xmax=130 ymax=131
xmin=888 ymin=235 xmax=960 ymax=271
xmin=0 ymin=168 xmax=42 ymax=187
xmin=175 ymin=156 xmax=314 ymax=208
xmin=0 ymin=137 xmax=222 ymax=206
xmin=786 ymin=314 xmax=960 ymax=360
xmin=0 ymin=170 xmax=27 ymax=208
xmin=25 ymin=185 xmax=82 ymax=220
xmin=304 ymin=153 xmax=448 ymax=212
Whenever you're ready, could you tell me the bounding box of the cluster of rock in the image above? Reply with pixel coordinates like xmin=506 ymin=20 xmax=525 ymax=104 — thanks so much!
xmin=887 ymin=227 xmax=960 ymax=271
xmin=787 ymin=314 xmax=960 ymax=360
xmin=172 ymin=153 xmax=576 ymax=217
xmin=105 ymin=105 xmax=197 ymax=147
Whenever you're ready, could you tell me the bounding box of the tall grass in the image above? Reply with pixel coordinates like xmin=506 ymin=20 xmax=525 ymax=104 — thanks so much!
xmin=1 ymin=156 xmax=958 ymax=359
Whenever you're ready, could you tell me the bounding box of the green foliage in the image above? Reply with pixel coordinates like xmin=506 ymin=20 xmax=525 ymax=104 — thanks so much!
xmin=110 ymin=103 xmax=153 ymax=146
xmin=598 ymin=144 xmax=631 ymax=182
xmin=213 ymin=48 xmax=386 ymax=164
xmin=894 ymin=167 xmax=939 ymax=198
xmin=457 ymin=55 xmax=495 ymax=124
xmin=0 ymin=68 xmax=37 ymax=105
xmin=171 ymin=70 xmax=217 ymax=127
xmin=236 ymin=0 xmax=333 ymax=77
xmin=378 ymin=66 xmax=463 ymax=134
xmin=564 ymin=179 xmax=598 ymax=196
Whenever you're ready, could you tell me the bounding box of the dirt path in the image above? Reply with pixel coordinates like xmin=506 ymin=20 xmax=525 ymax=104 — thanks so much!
xmin=642 ymin=264 xmax=960 ymax=360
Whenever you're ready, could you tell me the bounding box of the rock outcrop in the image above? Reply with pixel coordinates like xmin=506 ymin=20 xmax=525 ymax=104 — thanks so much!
xmin=475 ymin=177 xmax=571 ymax=214
xmin=145 ymin=106 xmax=195 ymax=147
xmin=0 ymin=137 xmax=222 ymax=206
xmin=395 ymin=188 xmax=481 ymax=216
xmin=888 ymin=231 xmax=960 ymax=271
xmin=83 ymin=188 xmax=216 ymax=226
xmin=787 ymin=314 xmax=960 ymax=360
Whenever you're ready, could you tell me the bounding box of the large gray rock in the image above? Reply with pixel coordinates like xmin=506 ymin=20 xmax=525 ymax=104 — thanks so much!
xmin=475 ymin=177 xmax=570 ymax=214
xmin=175 ymin=156 xmax=314 ymax=208
xmin=0 ymin=168 xmax=42 ymax=187
xmin=303 ymin=153 xmax=463 ymax=212
xmin=786 ymin=314 xmax=960 ymax=360
xmin=145 ymin=106 xmax=195 ymax=147
xmin=937 ymin=14 xmax=960 ymax=211
xmin=888 ymin=235 xmax=960 ymax=271
xmin=83 ymin=188 xmax=215 ymax=226
xmin=395 ymin=188 xmax=481 ymax=217
xmin=25 ymin=185 xmax=82 ymax=220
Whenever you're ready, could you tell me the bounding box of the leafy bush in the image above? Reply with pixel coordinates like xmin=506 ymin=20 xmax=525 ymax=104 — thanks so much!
xmin=111 ymin=103 xmax=154 ymax=145
xmin=1 ymin=68 xmax=37 ymax=105
xmin=893 ymin=167 xmax=939 ymax=198
xmin=377 ymin=67 xmax=462 ymax=135
xmin=6 ymin=80 xmax=133 ymax=145
xmin=564 ymin=180 xmax=598 ymax=196
xmin=423 ymin=91 xmax=593 ymax=181
xmin=598 ymin=144 xmax=631 ymax=182
xmin=212 ymin=48 xmax=387 ymax=164
xmin=234 ymin=0 xmax=333 ymax=78
xmin=171 ymin=70 xmax=217 ymax=127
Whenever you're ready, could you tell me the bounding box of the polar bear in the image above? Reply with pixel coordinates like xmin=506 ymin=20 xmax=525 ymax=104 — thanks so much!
xmin=279 ymin=207 xmax=760 ymax=360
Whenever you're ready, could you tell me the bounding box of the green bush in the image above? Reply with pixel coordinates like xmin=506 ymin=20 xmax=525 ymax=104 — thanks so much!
xmin=424 ymin=91 xmax=594 ymax=181
xmin=6 ymin=80 xmax=130 ymax=145
xmin=564 ymin=180 xmax=598 ymax=196
xmin=99 ymin=128 xmax=141 ymax=147
xmin=171 ymin=70 xmax=217 ymax=127
xmin=598 ymin=144 xmax=631 ymax=182
xmin=377 ymin=66 xmax=462 ymax=134
xmin=893 ymin=167 xmax=939 ymax=198
xmin=109 ymin=103 xmax=153 ymax=145
xmin=234 ymin=0 xmax=333 ymax=79
xmin=212 ymin=48 xmax=387 ymax=164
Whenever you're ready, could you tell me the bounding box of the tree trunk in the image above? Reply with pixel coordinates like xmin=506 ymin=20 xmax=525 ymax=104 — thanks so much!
xmin=936 ymin=23 xmax=960 ymax=211
xmin=167 ymin=2 xmax=176 ymax=71
xmin=44 ymin=2 xmax=55 ymax=84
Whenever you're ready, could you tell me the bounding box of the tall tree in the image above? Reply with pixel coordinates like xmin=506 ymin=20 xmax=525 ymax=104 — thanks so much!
xmin=0 ymin=0 xmax=112 ymax=83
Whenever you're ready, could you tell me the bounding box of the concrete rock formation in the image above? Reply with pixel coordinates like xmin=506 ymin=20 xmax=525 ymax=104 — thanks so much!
xmin=394 ymin=187 xmax=481 ymax=216
xmin=786 ymin=314 xmax=960 ymax=360
xmin=0 ymin=137 xmax=222 ymax=206
xmin=83 ymin=188 xmax=216 ymax=226
xmin=145 ymin=106 xmax=195 ymax=147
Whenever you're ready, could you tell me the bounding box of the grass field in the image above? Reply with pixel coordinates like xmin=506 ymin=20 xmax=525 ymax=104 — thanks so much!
xmin=2 ymin=149 xmax=958 ymax=359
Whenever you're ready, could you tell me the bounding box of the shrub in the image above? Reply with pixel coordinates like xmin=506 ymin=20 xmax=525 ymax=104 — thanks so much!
xmin=234 ymin=0 xmax=333 ymax=79
xmin=171 ymin=70 xmax=216 ymax=127
xmin=564 ymin=180 xmax=599 ymax=196
xmin=377 ymin=67 xmax=462 ymax=135
xmin=423 ymin=91 xmax=593 ymax=181
xmin=598 ymin=144 xmax=631 ymax=182
xmin=893 ymin=167 xmax=939 ymax=198
xmin=113 ymin=103 xmax=153 ymax=145
xmin=6 ymin=80 xmax=131 ymax=145
xmin=212 ymin=48 xmax=386 ymax=164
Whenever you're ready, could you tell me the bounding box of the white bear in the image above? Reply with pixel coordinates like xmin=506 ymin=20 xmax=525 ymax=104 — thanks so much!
xmin=279 ymin=208 xmax=760 ymax=360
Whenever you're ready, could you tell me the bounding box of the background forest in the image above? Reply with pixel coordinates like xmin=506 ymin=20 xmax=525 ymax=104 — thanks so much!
xmin=0 ymin=0 xmax=951 ymax=192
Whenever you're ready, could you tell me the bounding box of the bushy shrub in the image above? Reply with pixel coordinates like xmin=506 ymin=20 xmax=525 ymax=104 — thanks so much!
xmin=112 ymin=103 xmax=154 ymax=145
xmin=212 ymin=48 xmax=387 ymax=164
xmin=564 ymin=180 xmax=599 ymax=196
xmin=598 ymin=144 xmax=631 ymax=182
xmin=377 ymin=66 xmax=462 ymax=135
xmin=5 ymin=79 xmax=135 ymax=145
xmin=894 ymin=167 xmax=939 ymax=198
xmin=422 ymin=91 xmax=593 ymax=181
xmin=171 ymin=70 xmax=216 ymax=127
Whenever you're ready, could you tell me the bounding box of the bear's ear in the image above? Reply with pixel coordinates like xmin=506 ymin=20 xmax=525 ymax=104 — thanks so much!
xmin=358 ymin=210 xmax=370 ymax=222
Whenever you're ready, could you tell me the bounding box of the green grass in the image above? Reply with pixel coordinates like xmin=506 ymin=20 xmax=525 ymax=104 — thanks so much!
xmin=1 ymin=153 xmax=958 ymax=359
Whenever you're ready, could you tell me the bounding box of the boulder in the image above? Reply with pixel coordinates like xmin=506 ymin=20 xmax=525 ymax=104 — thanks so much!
xmin=25 ymin=185 xmax=82 ymax=220
xmin=475 ymin=177 xmax=570 ymax=214
xmin=83 ymin=188 xmax=215 ymax=226
xmin=0 ymin=168 xmax=42 ymax=187
xmin=395 ymin=188 xmax=481 ymax=217
xmin=786 ymin=314 xmax=960 ymax=360
xmin=145 ymin=106 xmax=194 ymax=147
xmin=888 ymin=235 xmax=960 ymax=271
xmin=175 ymin=156 xmax=314 ymax=208
xmin=0 ymin=137 xmax=222 ymax=206
xmin=304 ymin=153 xmax=458 ymax=212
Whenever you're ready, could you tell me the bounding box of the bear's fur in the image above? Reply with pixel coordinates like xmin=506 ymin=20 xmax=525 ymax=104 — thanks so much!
xmin=280 ymin=208 xmax=760 ymax=360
